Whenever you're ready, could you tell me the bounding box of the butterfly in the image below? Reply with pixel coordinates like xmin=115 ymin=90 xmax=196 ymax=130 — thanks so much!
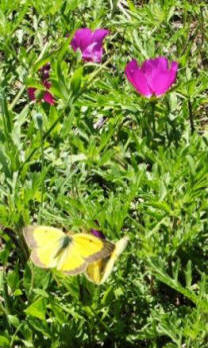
xmin=23 ymin=225 xmax=114 ymax=275
xmin=85 ymin=237 xmax=128 ymax=284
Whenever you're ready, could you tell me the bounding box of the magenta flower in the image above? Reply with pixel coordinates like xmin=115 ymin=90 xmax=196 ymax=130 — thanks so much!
xmin=125 ymin=57 xmax=178 ymax=98
xmin=28 ymin=87 xmax=36 ymax=101
xmin=40 ymin=63 xmax=51 ymax=81
xmin=90 ymin=228 xmax=106 ymax=240
xmin=27 ymin=63 xmax=55 ymax=105
xmin=71 ymin=28 xmax=109 ymax=63
xmin=43 ymin=91 xmax=54 ymax=105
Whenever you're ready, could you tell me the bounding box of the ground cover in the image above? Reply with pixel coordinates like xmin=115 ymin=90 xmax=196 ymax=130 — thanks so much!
xmin=0 ymin=0 xmax=208 ymax=347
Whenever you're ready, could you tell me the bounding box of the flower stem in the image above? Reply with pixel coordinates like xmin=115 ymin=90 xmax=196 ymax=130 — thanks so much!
xmin=0 ymin=88 xmax=12 ymax=135
xmin=18 ymin=111 xmax=64 ymax=176
xmin=150 ymin=100 xmax=156 ymax=136
xmin=39 ymin=126 xmax=44 ymax=224
xmin=188 ymin=98 xmax=194 ymax=134
xmin=9 ymin=85 xmax=25 ymax=111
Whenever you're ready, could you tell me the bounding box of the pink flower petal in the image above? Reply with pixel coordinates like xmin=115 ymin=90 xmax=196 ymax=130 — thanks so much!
xmin=128 ymin=57 xmax=178 ymax=97
xmin=150 ymin=73 xmax=172 ymax=96
xmin=43 ymin=79 xmax=51 ymax=89
xmin=43 ymin=91 xmax=55 ymax=105
xmin=83 ymin=42 xmax=103 ymax=63
xmin=39 ymin=63 xmax=51 ymax=81
xmin=28 ymin=87 xmax=36 ymax=101
xmin=71 ymin=28 xmax=92 ymax=52
xmin=90 ymin=228 xmax=106 ymax=240
xmin=42 ymin=63 xmax=50 ymax=71
xmin=142 ymin=57 xmax=168 ymax=72
xmin=28 ymin=63 xmax=55 ymax=105
xmin=144 ymin=59 xmax=178 ymax=97
xmin=92 ymin=29 xmax=109 ymax=43
xmin=71 ymin=28 xmax=109 ymax=63
xmin=125 ymin=60 xmax=153 ymax=97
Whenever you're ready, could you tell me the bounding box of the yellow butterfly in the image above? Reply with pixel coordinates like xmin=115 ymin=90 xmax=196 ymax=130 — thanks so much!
xmin=23 ymin=225 xmax=114 ymax=275
xmin=85 ymin=237 xmax=128 ymax=284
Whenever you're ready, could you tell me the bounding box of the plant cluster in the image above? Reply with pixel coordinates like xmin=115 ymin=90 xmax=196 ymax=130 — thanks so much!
xmin=0 ymin=0 xmax=208 ymax=347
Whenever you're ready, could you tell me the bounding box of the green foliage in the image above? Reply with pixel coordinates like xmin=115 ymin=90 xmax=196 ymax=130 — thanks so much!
xmin=0 ymin=0 xmax=208 ymax=347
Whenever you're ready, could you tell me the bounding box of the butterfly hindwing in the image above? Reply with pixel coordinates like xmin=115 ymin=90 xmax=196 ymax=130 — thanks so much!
xmin=85 ymin=259 xmax=105 ymax=284
xmin=100 ymin=237 xmax=128 ymax=284
xmin=85 ymin=237 xmax=129 ymax=284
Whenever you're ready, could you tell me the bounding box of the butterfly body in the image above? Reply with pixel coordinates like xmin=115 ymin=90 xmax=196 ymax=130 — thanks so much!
xmin=23 ymin=226 xmax=114 ymax=275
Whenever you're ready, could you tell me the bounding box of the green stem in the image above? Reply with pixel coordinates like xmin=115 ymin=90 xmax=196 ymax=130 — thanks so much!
xmin=188 ymin=98 xmax=194 ymax=134
xmin=18 ymin=111 xmax=64 ymax=175
xmin=150 ymin=100 xmax=156 ymax=137
xmin=144 ymin=100 xmax=157 ymax=144
xmin=148 ymin=260 xmax=207 ymax=309
xmin=18 ymin=57 xmax=111 ymax=176
xmin=0 ymin=89 xmax=12 ymax=135
xmin=10 ymin=324 xmax=23 ymax=348
xmin=39 ymin=127 xmax=44 ymax=224
xmin=9 ymin=85 xmax=25 ymax=111
xmin=28 ymin=264 xmax=35 ymax=298
xmin=2 ymin=268 xmax=11 ymax=316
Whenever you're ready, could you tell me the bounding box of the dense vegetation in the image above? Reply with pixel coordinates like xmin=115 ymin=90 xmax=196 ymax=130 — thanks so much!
xmin=0 ymin=0 xmax=208 ymax=347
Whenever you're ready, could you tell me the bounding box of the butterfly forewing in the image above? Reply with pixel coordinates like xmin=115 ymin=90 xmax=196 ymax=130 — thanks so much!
xmin=73 ymin=233 xmax=114 ymax=263
xmin=23 ymin=225 xmax=67 ymax=268
xmin=23 ymin=225 xmax=64 ymax=248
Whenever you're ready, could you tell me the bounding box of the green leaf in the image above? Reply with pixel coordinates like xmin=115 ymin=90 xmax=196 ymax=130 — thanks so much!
xmin=13 ymin=289 xmax=23 ymax=296
xmin=25 ymin=298 xmax=47 ymax=320
xmin=101 ymin=286 xmax=114 ymax=306
xmin=0 ymin=336 xmax=9 ymax=347
xmin=185 ymin=260 xmax=192 ymax=289
xmin=8 ymin=314 xmax=20 ymax=328
xmin=71 ymin=67 xmax=83 ymax=96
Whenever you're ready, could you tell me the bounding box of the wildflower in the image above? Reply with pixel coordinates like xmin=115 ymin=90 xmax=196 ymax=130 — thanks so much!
xmin=28 ymin=87 xmax=36 ymax=101
xmin=90 ymin=228 xmax=106 ymax=240
xmin=125 ymin=57 xmax=178 ymax=98
xmin=71 ymin=28 xmax=109 ymax=63
xmin=27 ymin=63 xmax=55 ymax=105
xmin=40 ymin=63 xmax=50 ymax=81
xmin=42 ymin=91 xmax=54 ymax=105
